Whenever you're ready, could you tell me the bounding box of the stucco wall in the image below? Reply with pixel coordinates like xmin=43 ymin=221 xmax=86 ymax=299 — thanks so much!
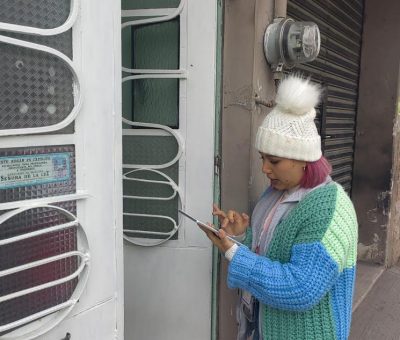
xmin=219 ymin=0 xmax=275 ymax=338
xmin=352 ymin=0 xmax=400 ymax=265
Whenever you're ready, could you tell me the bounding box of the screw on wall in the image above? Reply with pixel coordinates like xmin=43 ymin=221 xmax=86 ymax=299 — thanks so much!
xmin=61 ymin=333 xmax=71 ymax=340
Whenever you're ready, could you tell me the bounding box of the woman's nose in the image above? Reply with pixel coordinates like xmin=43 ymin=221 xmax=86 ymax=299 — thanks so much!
xmin=262 ymin=162 xmax=272 ymax=174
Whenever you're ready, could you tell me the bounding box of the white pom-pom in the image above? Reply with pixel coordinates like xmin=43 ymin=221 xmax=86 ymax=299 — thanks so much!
xmin=275 ymin=75 xmax=321 ymax=115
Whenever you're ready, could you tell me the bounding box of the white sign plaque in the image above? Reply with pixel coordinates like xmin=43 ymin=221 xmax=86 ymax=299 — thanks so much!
xmin=0 ymin=153 xmax=71 ymax=189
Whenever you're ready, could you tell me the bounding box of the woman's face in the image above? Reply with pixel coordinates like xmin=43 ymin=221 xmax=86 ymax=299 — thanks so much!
xmin=260 ymin=153 xmax=306 ymax=191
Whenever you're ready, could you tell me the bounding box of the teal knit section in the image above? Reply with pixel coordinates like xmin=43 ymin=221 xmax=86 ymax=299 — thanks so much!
xmin=262 ymin=294 xmax=336 ymax=340
xmin=321 ymin=186 xmax=358 ymax=271
xmin=243 ymin=225 xmax=253 ymax=248
xmin=260 ymin=183 xmax=357 ymax=340
xmin=266 ymin=183 xmax=338 ymax=262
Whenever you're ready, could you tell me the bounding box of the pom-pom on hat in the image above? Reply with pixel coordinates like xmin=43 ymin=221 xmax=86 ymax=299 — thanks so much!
xmin=255 ymin=75 xmax=322 ymax=162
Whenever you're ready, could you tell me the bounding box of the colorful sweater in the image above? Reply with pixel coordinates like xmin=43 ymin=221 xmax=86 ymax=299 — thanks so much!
xmin=228 ymin=182 xmax=358 ymax=340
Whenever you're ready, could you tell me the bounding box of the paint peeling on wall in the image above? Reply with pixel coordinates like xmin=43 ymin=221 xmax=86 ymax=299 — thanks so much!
xmin=377 ymin=191 xmax=391 ymax=216
xmin=367 ymin=208 xmax=378 ymax=223
xmin=224 ymin=86 xmax=254 ymax=110
xmin=358 ymin=233 xmax=384 ymax=262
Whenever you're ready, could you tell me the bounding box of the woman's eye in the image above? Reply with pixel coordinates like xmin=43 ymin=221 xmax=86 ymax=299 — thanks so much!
xmin=270 ymin=160 xmax=279 ymax=165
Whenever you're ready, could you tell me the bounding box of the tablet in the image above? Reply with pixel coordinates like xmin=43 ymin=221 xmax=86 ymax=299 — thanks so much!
xmin=178 ymin=209 xmax=220 ymax=235
xmin=178 ymin=209 xmax=244 ymax=246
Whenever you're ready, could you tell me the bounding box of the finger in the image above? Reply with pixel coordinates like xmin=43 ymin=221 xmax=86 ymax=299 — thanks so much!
xmin=221 ymin=217 xmax=230 ymax=229
xmin=201 ymin=226 xmax=221 ymax=244
xmin=218 ymin=229 xmax=227 ymax=239
xmin=212 ymin=204 xmax=226 ymax=218
xmin=216 ymin=229 xmax=234 ymax=252
xmin=227 ymin=210 xmax=236 ymax=223
xmin=234 ymin=211 xmax=243 ymax=222
xmin=241 ymin=213 xmax=249 ymax=221
xmin=212 ymin=203 xmax=220 ymax=213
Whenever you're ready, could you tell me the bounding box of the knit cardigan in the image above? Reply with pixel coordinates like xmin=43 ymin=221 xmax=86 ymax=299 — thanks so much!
xmin=228 ymin=182 xmax=358 ymax=340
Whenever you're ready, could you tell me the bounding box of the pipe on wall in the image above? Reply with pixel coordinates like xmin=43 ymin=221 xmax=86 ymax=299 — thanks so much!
xmin=274 ymin=0 xmax=287 ymax=19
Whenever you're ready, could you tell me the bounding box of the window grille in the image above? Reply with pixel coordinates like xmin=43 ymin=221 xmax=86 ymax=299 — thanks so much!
xmin=0 ymin=0 xmax=81 ymax=136
xmin=122 ymin=0 xmax=186 ymax=246
xmin=0 ymin=205 xmax=90 ymax=338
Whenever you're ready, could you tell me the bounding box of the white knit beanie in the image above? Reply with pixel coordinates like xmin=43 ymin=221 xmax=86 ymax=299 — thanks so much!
xmin=255 ymin=75 xmax=322 ymax=162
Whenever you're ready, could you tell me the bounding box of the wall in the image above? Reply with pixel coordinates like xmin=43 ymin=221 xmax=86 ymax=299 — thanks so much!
xmin=219 ymin=0 xmax=275 ymax=338
xmin=386 ymin=68 xmax=400 ymax=266
xmin=352 ymin=0 xmax=400 ymax=265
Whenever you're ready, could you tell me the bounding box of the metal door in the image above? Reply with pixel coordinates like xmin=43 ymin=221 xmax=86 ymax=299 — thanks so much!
xmin=121 ymin=0 xmax=217 ymax=339
xmin=0 ymin=1 xmax=123 ymax=339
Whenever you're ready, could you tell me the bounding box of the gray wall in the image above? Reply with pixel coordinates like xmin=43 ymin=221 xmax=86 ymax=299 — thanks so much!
xmin=219 ymin=0 xmax=275 ymax=339
xmin=352 ymin=0 xmax=400 ymax=265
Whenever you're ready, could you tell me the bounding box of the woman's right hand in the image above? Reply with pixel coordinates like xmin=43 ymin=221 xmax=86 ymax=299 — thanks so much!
xmin=212 ymin=204 xmax=249 ymax=236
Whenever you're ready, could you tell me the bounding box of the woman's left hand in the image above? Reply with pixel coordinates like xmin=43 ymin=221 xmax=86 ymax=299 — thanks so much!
xmin=199 ymin=223 xmax=234 ymax=253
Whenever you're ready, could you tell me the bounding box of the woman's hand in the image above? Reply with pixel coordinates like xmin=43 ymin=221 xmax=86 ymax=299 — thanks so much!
xmin=199 ymin=223 xmax=234 ymax=253
xmin=212 ymin=204 xmax=249 ymax=236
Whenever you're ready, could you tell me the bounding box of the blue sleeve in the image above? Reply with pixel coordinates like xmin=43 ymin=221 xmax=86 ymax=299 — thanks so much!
xmin=227 ymin=242 xmax=339 ymax=311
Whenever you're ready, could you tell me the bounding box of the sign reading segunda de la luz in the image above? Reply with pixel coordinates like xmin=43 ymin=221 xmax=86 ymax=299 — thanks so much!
xmin=0 ymin=153 xmax=71 ymax=189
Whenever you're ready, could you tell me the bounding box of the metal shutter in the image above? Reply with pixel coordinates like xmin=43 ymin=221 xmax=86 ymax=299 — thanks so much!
xmin=287 ymin=0 xmax=364 ymax=193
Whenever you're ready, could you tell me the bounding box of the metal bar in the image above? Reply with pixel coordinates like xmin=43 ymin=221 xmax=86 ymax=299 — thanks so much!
xmin=0 ymin=251 xmax=84 ymax=277
xmin=0 ymin=256 xmax=88 ymax=303
xmin=121 ymin=0 xmax=185 ymax=29
xmin=122 ymin=68 xmax=187 ymax=75
xmin=122 ymin=9 xmax=175 ymax=17
xmin=123 ymin=229 xmax=175 ymax=236
xmin=122 ymin=128 xmax=171 ymax=136
xmin=0 ymin=221 xmax=78 ymax=246
xmin=0 ymin=300 xmax=76 ymax=333
xmin=0 ymin=192 xmax=89 ymax=211
xmin=123 ymin=193 xmax=177 ymax=201
xmin=0 ymin=0 xmax=79 ymax=36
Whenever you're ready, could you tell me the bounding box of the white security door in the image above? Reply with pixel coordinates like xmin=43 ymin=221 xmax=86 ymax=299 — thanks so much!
xmin=0 ymin=1 xmax=123 ymax=339
xmin=121 ymin=1 xmax=217 ymax=339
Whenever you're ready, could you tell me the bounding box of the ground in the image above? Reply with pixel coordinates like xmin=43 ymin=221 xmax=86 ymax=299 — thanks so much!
xmin=350 ymin=261 xmax=400 ymax=339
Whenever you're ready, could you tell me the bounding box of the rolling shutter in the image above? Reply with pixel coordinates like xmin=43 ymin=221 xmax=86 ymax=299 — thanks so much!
xmin=287 ymin=0 xmax=364 ymax=193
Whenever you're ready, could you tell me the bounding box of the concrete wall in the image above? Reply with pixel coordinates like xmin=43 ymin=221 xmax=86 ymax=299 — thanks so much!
xmin=352 ymin=0 xmax=400 ymax=265
xmin=386 ymin=68 xmax=400 ymax=266
xmin=219 ymin=0 xmax=276 ymax=338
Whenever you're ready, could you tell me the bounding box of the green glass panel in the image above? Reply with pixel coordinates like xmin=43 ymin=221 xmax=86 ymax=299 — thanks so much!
xmin=122 ymin=0 xmax=180 ymax=10
xmin=133 ymin=19 xmax=179 ymax=70
xmin=122 ymin=19 xmax=180 ymax=127
xmin=122 ymin=80 xmax=132 ymax=129
xmin=123 ymin=135 xmax=178 ymax=167
xmin=132 ymin=78 xmax=179 ymax=127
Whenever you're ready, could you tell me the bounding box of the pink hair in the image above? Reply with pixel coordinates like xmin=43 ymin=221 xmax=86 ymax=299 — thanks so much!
xmin=299 ymin=156 xmax=332 ymax=189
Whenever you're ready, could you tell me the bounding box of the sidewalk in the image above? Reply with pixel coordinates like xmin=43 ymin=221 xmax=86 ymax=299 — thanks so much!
xmin=350 ymin=261 xmax=400 ymax=339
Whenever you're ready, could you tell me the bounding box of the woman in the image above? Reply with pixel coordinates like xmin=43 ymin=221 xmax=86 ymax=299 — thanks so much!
xmin=202 ymin=76 xmax=358 ymax=340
